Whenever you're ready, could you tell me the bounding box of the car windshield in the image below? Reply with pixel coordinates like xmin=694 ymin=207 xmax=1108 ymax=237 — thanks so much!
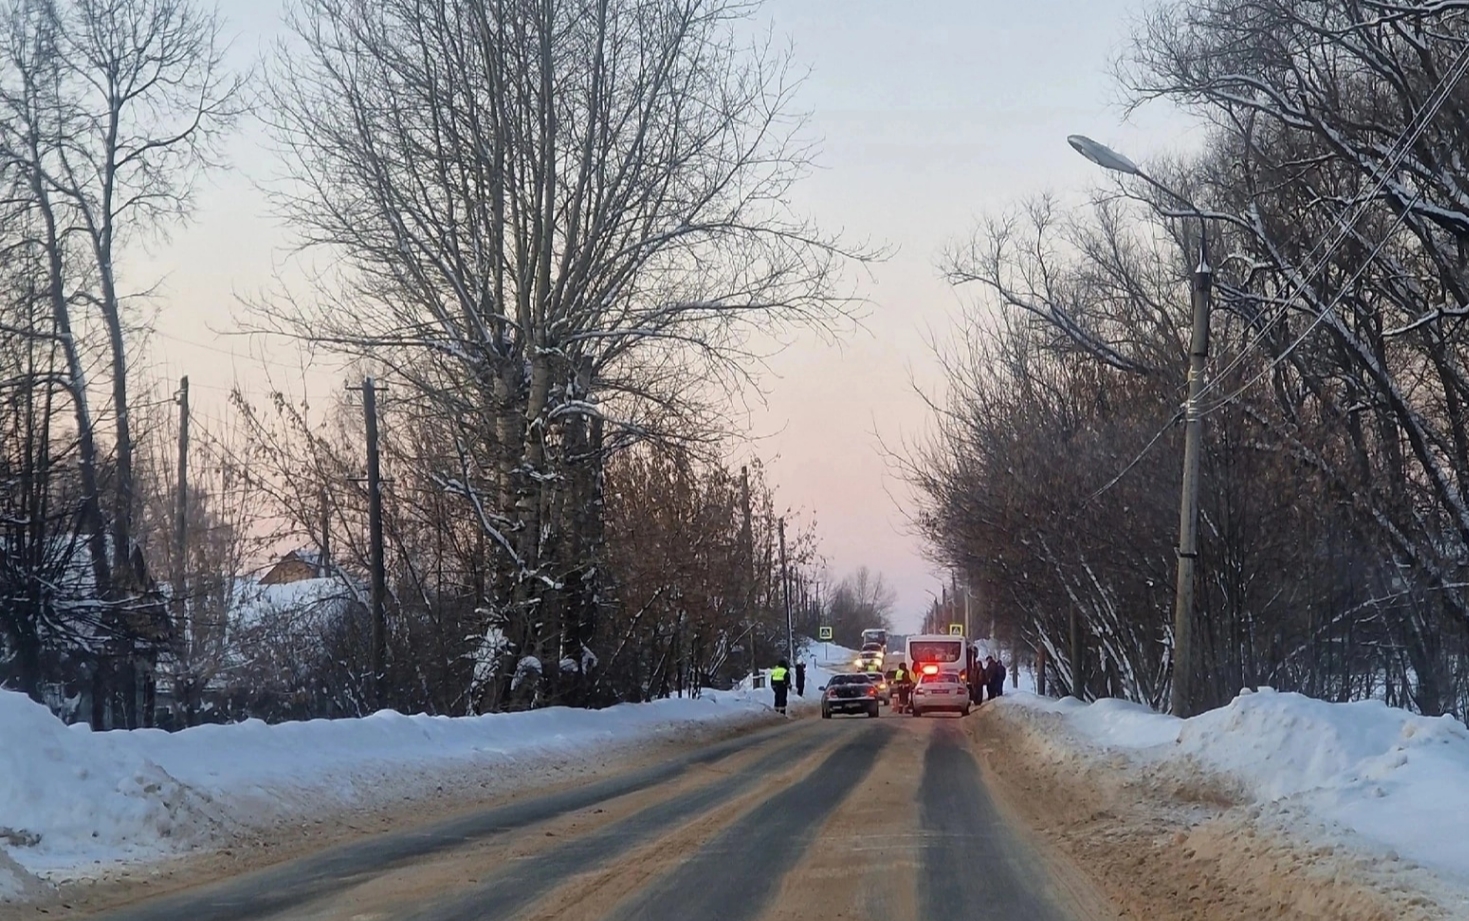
xmin=829 ymin=675 xmax=866 ymax=686
xmin=919 ymin=673 xmax=957 ymax=685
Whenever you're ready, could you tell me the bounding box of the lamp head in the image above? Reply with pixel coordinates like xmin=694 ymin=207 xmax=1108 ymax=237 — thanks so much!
xmin=1068 ymin=134 xmax=1141 ymax=176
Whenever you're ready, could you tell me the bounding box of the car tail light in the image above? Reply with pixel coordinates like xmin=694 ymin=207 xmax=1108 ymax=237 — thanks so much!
xmin=867 ymin=687 xmax=877 ymax=697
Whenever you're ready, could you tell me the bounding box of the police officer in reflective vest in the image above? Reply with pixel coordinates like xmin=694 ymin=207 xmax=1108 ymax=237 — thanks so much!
xmin=893 ymin=663 xmax=913 ymax=713
xmin=770 ymin=659 xmax=791 ymax=714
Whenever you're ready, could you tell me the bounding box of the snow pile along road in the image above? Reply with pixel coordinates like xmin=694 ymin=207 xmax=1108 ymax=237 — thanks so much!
xmin=1004 ymin=688 xmax=1469 ymax=891
xmin=0 ymin=691 xmax=227 ymax=879
xmin=0 ymin=683 xmax=789 ymax=897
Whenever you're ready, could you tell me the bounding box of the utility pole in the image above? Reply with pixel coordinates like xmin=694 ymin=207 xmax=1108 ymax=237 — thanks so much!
xmin=1171 ymin=234 xmax=1213 ymax=719
xmin=318 ymin=487 xmax=330 ymax=578
xmin=778 ymin=516 xmax=793 ymax=662
xmin=362 ymin=377 xmax=387 ymax=708
xmin=173 ymin=376 xmax=190 ymax=724
xmin=963 ymin=579 xmax=971 ymax=642
xmin=1070 ymin=605 xmax=1084 ymax=700
xmin=741 ymin=466 xmax=754 ymax=677
xmin=1066 ymin=135 xmax=1215 ymax=719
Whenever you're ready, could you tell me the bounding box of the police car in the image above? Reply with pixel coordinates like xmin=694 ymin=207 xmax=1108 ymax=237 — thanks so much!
xmin=910 ymin=670 xmax=970 ymax=717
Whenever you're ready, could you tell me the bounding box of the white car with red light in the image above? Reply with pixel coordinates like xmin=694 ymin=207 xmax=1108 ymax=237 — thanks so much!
xmin=910 ymin=671 xmax=970 ymax=717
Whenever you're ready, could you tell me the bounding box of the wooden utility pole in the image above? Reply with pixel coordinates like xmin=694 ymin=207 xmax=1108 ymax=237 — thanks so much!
xmin=172 ymin=376 xmax=191 ymax=723
xmin=962 ymin=579 xmax=971 ymax=642
xmin=1070 ymin=606 xmax=1084 ymax=700
xmin=362 ymin=377 xmax=387 ymax=706
xmin=778 ymin=516 xmax=793 ymax=662
xmin=318 ymin=487 xmax=330 ymax=577
xmin=741 ymin=466 xmax=754 ymax=675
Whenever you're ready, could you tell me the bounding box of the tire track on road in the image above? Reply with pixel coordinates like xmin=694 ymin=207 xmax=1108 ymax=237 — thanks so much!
xmin=89 ymin=719 xmax=813 ymax=921
xmin=762 ymin=715 xmax=926 ymax=921
xmin=389 ymin=721 xmax=847 ymax=921
xmin=599 ymin=723 xmax=890 ymax=921
xmin=918 ymin=721 xmax=1074 ymax=920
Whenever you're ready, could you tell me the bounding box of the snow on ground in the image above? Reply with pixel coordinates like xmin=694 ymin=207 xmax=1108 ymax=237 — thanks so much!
xmin=1003 ymin=688 xmax=1469 ymax=892
xmin=0 ymin=679 xmax=794 ymax=900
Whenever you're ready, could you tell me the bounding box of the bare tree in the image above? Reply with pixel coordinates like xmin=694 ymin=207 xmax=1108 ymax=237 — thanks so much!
xmin=0 ymin=0 xmax=242 ymax=726
xmin=261 ymin=0 xmax=863 ymax=709
xmin=921 ymin=186 xmax=1423 ymax=711
xmin=48 ymin=0 xmax=242 ymax=594
xmin=1121 ymin=0 xmax=1469 ymax=714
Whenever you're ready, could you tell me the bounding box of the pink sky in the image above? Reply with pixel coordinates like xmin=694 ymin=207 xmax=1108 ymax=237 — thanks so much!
xmin=138 ymin=1 xmax=1197 ymax=632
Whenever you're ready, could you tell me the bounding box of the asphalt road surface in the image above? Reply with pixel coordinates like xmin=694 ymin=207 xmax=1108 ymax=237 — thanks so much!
xmin=85 ymin=713 xmax=1109 ymax=921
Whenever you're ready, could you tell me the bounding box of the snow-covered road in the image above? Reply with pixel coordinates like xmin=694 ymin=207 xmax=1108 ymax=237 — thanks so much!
xmin=14 ymin=659 xmax=1463 ymax=920
xmin=15 ymin=714 xmax=1097 ymax=921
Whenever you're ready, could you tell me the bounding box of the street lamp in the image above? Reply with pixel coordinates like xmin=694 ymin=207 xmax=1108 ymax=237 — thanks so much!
xmin=1069 ymin=134 xmax=1213 ymax=719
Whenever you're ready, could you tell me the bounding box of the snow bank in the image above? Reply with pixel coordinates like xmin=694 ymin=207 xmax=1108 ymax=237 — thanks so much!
xmin=0 ymin=692 xmax=225 ymax=880
xmin=806 ymin=641 xmax=859 ymax=670
xmin=0 ymin=684 xmax=787 ymax=893
xmin=1004 ymin=688 xmax=1469 ymax=887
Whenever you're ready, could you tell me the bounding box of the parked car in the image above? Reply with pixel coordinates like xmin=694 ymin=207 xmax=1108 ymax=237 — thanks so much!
xmin=910 ymin=671 xmax=970 ymax=717
xmin=854 ymin=650 xmax=884 ymax=672
xmin=821 ymin=674 xmax=881 ymax=718
xmin=860 ymin=671 xmax=891 ymax=704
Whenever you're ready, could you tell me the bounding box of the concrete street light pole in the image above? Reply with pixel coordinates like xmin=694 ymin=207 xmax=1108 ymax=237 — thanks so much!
xmin=1068 ymin=135 xmax=1213 ymax=718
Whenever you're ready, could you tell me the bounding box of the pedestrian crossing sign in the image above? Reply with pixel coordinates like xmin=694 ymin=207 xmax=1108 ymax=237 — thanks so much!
xmin=949 ymin=623 xmax=964 ymax=636
xmin=818 ymin=626 xmax=833 ymax=640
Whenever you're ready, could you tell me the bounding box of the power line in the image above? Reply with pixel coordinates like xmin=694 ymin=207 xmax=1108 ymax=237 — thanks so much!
xmin=1080 ymin=409 xmax=1184 ymax=506
xmin=149 ymin=328 xmax=323 ymax=375
xmin=1202 ymin=188 xmax=1426 ymax=415
xmin=1081 ymin=39 xmax=1469 ymax=501
xmin=1195 ymin=38 xmax=1469 ymax=404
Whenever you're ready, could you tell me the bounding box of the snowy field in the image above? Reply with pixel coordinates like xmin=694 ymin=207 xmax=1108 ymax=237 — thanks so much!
xmin=0 ymin=667 xmax=824 ymax=903
xmin=1000 ymin=688 xmax=1469 ymax=895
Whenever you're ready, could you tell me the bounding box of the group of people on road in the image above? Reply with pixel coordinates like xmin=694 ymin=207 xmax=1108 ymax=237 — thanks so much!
xmin=767 ymin=658 xmax=807 ymax=714
xmin=972 ymin=653 xmax=1006 ymax=704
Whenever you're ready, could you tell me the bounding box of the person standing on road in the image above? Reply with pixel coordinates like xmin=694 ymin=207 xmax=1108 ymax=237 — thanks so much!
xmin=770 ymin=659 xmax=791 ymax=714
xmin=794 ymin=660 xmax=807 ymax=697
xmin=893 ymin=663 xmax=913 ymax=713
xmin=986 ymin=655 xmax=1007 ymax=701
